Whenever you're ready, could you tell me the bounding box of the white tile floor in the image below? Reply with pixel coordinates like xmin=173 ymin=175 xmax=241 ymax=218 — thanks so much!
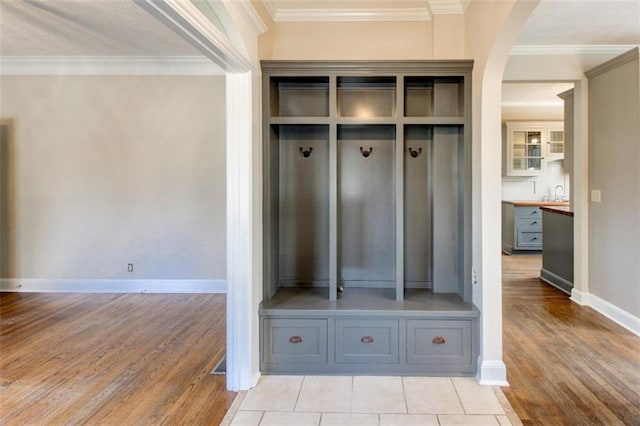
xmin=222 ymin=376 xmax=521 ymax=426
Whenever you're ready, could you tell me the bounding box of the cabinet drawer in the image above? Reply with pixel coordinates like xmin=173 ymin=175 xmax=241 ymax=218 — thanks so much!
xmin=515 ymin=217 xmax=542 ymax=231
xmin=407 ymin=320 xmax=472 ymax=365
xmin=514 ymin=206 xmax=542 ymax=219
xmin=335 ymin=319 xmax=399 ymax=364
xmin=263 ymin=319 xmax=327 ymax=365
xmin=517 ymin=231 xmax=542 ymax=248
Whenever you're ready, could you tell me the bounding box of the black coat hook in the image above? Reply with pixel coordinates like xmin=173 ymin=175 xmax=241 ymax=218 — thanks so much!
xmin=408 ymin=147 xmax=422 ymax=158
xmin=299 ymin=147 xmax=313 ymax=158
xmin=360 ymin=146 xmax=373 ymax=158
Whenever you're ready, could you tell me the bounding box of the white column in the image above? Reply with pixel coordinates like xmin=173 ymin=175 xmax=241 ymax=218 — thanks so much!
xmin=571 ymin=78 xmax=590 ymax=304
xmin=226 ymin=71 xmax=262 ymax=391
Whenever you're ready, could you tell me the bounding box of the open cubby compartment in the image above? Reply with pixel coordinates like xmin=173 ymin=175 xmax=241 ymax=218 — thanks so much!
xmin=404 ymin=126 xmax=433 ymax=291
xmin=337 ymin=76 xmax=397 ymax=118
xmin=270 ymin=76 xmax=330 ymax=117
xmin=337 ymin=125 xmax=396 ymax=294
xmin=404 ymin=76 xmax=464 ymax=117
xmin=431 ymin=125 xmax=465 ymax=297
xmin=268 ymin=124 xmax=330 ymax=294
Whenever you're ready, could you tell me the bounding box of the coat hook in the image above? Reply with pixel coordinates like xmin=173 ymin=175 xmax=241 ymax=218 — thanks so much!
xmin=408 ymin=147 xmax=422 ymax=158
xmin=299 ymin=147 xmax=313 ymax=158
xmin=360 ymin=146 xmax=373 ymax=158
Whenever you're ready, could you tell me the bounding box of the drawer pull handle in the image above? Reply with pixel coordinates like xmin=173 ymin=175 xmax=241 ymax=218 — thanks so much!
xmin=289 ymin=336 xmax=303 ymax=344
xmin=432 ymin=336 xmax=446 ymax=344
xmin=532 ymin=237 xmax=538 ymax=241
xmin=361 ymin=336 xmax=375 ymax=344
xmin=531 ymin=221 xmax=538 ymax=225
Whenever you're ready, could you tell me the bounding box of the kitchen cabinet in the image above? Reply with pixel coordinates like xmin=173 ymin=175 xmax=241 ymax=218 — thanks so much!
xmin=502 ymin=203 xmax=543 ymax=253
xmin=504 ymin=121 xmax=564 ymax=176
xmin=261 ymin=60 xmax=478 ymax=375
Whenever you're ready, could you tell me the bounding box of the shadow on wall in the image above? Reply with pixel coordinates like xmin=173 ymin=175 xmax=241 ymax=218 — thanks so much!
xmin=0 ymin=120 xmax=14 ymax=279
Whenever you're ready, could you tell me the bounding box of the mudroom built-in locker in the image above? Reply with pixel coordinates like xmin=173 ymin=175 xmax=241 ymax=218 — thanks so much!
xmin=260 ymin=61 xmax=478 ymax=375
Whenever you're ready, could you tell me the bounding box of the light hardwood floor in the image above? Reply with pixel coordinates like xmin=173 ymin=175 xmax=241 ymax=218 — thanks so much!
xmin=502 ymin=254 xmax=640 ymax=425
xmin=0 ymin=293 xmax=235 ymax=425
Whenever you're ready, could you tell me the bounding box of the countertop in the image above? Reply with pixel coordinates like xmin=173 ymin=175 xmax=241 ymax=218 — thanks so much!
xmin=540 ymin=205 xmax=574 ymax=217
xmin=502 ymin=200 xmax=570 ymax=207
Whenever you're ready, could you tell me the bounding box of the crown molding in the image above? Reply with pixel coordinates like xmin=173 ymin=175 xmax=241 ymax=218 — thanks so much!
xmin=585 ymin=46 xmax=639 ymax=78
xmin=225 ymin=0 xmax=267 ymax=35
xmin=268 ymin=7 xmax=432 ymax=22
xmin=428 ymin=0 xmax=470 ymax=15
xmin=0 ymin=56 xmax=224 ymax=75
xmin=510 ymin=44 xmax=638 ymax=56
xmin=262 ymin=0 xmax=470 ymax=22
xmin=136 ymin=0 xmax=253 ymax=73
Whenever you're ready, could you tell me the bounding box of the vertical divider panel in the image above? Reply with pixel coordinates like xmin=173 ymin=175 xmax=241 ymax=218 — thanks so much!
xmin=395 ymin=75 xmax=405 ymax=301
xmin=329 ymin=75 xmax=338 ymax=301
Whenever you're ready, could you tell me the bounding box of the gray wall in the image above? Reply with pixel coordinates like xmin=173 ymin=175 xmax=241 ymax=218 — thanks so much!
xmin=0 ymin=75 xmax=226 ymax=281
xmin=587 ymin=49 xmax=640 ymax=317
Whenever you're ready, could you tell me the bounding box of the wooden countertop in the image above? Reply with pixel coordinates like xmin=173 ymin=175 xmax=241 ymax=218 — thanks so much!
xmin=541 ymin=205 xmax=574 ymax=217
xmin=502 ymin=200 xmax=570 ymax=207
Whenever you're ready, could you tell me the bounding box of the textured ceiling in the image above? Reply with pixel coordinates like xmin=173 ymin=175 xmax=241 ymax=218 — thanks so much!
xmin=502 ymin=82 xmax=574 ymax=106
xmin=516 ymin=0 xmax=640 ymax=46
xmin=0 ymin=0 xmax=202 ymax=56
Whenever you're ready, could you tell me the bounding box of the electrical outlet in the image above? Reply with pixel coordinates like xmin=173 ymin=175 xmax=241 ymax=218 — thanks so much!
xmin=591 ymin=189 xmax=601 ymax=203
xmin=127 ymin=263 xmax=134 ymax=272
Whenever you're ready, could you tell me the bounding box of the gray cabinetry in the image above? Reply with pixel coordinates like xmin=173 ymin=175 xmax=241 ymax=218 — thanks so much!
xmin=407 ymin=319 xmax=474 ymax=373
xmin=261 ymin=61 xmax=477 ymax=376
xmin=502 ymin=203 xmax=544 ymax=253
xmin=262 ymin=319 xmax=328 ymax=366
xmin=335 ymin=319 xmax=399 ymax=364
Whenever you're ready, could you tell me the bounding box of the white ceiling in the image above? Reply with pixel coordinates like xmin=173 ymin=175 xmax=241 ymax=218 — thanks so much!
xmin=516 ymin=0 xmax=640 ymax=46
xmin=2 ymin=0 xmax=637 ymax=56
xmin=0 ymin=0 xmax=202 ymax=56
xmin=502 ymin=82 xmax=574 ymax=107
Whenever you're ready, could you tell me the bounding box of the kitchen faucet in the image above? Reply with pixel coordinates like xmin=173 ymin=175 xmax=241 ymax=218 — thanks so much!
xmin=554 ymin=185 xmax=565 ymax=202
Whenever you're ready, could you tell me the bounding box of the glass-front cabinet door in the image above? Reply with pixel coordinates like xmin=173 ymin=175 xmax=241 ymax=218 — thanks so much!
xmin=505 ymin=122 xmax=564 ymax=176
xmin=511 ymin=129 xmax=544 ymax=174
xmin=547 ymin=126 xmax=565 ymax=162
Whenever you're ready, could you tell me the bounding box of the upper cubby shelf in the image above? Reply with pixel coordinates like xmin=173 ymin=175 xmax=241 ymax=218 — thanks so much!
xmin=270 ymin=76 xmax=330 ymax=118
xmin=404 ymin=76 xmax=464 ymax=118
xmin=337 ymin=76 xmax=396 ymax=118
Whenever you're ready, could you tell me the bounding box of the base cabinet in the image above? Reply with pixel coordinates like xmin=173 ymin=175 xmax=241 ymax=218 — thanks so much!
xmin=502 ymin=203 xmax=544 ymax=253
xmin=261 ymin=314 xmax=478 ymax=375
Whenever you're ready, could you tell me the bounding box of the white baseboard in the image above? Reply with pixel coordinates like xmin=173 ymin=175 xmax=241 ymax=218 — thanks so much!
xmin=570 ymin=289 xmax=640 ymax=336
xmin=570 ymin=287 xmax=587 ymax=305
xmin=0 ymin=278 xmax=226 ymax=294
xmin=477 ymin=359 xmax=509 ymax=386
xmin=587 ymin=293 xmax=640 ymax=336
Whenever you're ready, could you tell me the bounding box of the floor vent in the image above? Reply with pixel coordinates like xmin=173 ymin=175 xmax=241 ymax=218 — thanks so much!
xmin=211 ymin=356 xmax=226 ymax=375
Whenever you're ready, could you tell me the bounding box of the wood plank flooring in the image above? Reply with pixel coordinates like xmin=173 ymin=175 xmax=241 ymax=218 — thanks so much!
xmin=502 ymin=254 xmax=640 ymax=426
xmin=0 ymin=293 xmax=235 ymax=425
xmin=1 ymin=259 xmax=639 ymax=425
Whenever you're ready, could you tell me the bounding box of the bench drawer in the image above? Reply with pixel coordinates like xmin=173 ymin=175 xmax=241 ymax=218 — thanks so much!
xmin=335 ymin=319 xmax=399 ymax=364
xmin=263 ymin=318 xmax=327 ymax=365
xmin=407 ymin=320 xmax=472 ymax=366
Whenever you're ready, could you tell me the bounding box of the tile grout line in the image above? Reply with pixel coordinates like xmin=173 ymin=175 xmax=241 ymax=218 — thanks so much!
xmin=450 ymin=377 xmax=467 ymax=415
xmin=293 ymin=375 xmax=306 ymax=412
xmin=400 ymin=376 xmax=409 ymax=414
xmin=350 ymin=375 xmax=354 ymax=413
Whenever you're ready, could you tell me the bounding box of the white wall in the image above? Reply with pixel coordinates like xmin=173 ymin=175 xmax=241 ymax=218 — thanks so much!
xmin=502 ymin=160 xmax=569 ymax=201
xmin=587 ymin=49 xmax=640 ymax=320
xmin=0 ymin=75 xmax=227 ymax=285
